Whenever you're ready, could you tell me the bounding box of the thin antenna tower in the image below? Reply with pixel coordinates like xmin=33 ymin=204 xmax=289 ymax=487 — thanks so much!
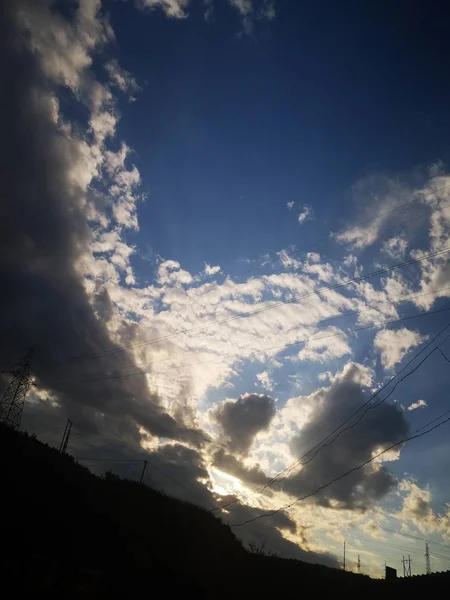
xmin=59 ymin=419 xmax=73 ymax=454
xmin=425 ymin=542 xmax=431 ymax=575
xmin=0 ymin=349 xmax=33 ymax=430
xmin=357 ymin=554 xmax=361 ymax=574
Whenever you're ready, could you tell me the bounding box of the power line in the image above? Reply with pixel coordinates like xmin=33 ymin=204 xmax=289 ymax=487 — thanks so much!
xmin=39 ymin=199 xmax=450 ymax=374
xmin=232 ymin=183 xmax=450 ymax=280
xmin=214 ymin=322 xmax=450 ymax=513
xmin=67 ymin=245 xmax=450 ymax=363
xmin=275 ymin=350 xmax=436 ymax=478
xmin=379 ymin=527 xmax=450 ymax=550
xmin=0 ymin=349 xmax=34 ymax=430
xmin=149 ymin=461 xmax=213 ymax=506
xmin=76 ymin=455 xmax=217 ymax=510
xmin=278 ymin=335 xmax=450 ymax=477
xmin=99 ymin=199 xmax=449 ymax=381
xmin=230 ymin=414 xmax=450 ymax=528
xmin=345 ymin=529 xmax=450 ymax=561
xmin=331 ymin=528 xmax=450 ymax=570
xmin=345 ymin=537 xmax=400 ymax=564
xmin=416 ymin=405 xmax=450 ymax=434
xmin=76 ymin=457 xmax=145 ymax=462
xmin=30 ymin=199 xmax=450 ymax=377
xmin=54 ymin=284 xmax=450 ymax=384
xmin=437 ymin=347 xmax=450 ymax=364
xmin=70 ymin=455 xmax=450 ymax=562
xmin=346 ymin=531 xmax=418 ymax=556
xmin=60 ymin=304 xmax=450 ymax=386
xmin=430 ymin=552 xmax=450 ymax=563
xmin=284 ymin=285 xmax=450 ymax=336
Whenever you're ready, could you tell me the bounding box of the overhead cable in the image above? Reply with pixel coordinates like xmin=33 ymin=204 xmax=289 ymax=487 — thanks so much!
xmin=230 ymin=415 xmax=450 ymax=528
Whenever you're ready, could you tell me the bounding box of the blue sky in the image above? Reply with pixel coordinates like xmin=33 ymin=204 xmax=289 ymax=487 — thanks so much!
xmin=5 ymin=0 xmax=450 ymax=577
xmin=110 ymin=0 xmax=450 ymax=274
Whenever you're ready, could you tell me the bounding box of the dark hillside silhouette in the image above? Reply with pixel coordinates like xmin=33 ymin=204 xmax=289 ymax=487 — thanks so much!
xmin=2 ymin=424 xmax=446 ymax=598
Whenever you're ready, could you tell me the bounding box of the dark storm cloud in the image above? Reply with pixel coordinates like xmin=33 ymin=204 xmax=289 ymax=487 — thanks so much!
xmin=281 ymin=363 xmax=409 ymax=510
xmin=85 ymin=437 xmax=340 ymax=568
xmin=0 ymin=0 xmax=203 ymax=446
xmin=21 ymin=394 xmax=340 ymax=569
xmin=221 ymin=499 xmax=339 ymax=568
xmin=145 ymin=443 xmax=215 ymax=507
xmin=213 ymin=393 xmax=276 ymax=454
xmin=213 ymin=447 xmax=270 ymax=487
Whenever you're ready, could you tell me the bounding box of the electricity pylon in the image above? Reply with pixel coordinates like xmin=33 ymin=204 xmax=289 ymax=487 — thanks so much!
xmin=0 ymin=349 xmax=33 ymax=430
xmin=402 ymin=555 xmax=412 ymax=577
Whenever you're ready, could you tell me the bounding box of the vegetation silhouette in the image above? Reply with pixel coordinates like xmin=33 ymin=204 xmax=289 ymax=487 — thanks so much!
xmin=2 ymin=424 xmax=447 ymax=597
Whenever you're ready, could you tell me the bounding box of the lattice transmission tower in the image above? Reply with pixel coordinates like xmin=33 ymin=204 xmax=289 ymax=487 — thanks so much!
xmin=402 ymin=555 xmax=412 ymax=577
xmin=0 ymin=349 xmax=33 ymax=430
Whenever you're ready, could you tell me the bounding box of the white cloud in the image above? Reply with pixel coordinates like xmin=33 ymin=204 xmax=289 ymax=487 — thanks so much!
xmin=18 ymin=0 xmax=113 ymax=92
xmin=90 ymin=229 xmax=136 ymax=284
xmin=139 ymin=0 xmax=190 ymax=18
xmin=229 ymin=0 xmax=252 ymax=15
xmin=15 ymin=1 xmax=450 ymax=564
xmin=374 ymin=328 xmax=426 ymax=370
xmin=157 ymin=260 xmax=193 ymax=286
xmin=204 ymin=263 xmax=221 ymax=276
xmin=104 ymin=59 xmax=142 ymax=101
xmin=256 ymin=370 xmax=274 ymax=391
xmin=105 ymin=145 xmax=142 ymax=230
xmin=260 ymin=0 xmax=276 ymax=20
xmin=277 ymin=249 xmax=302 ymax=269
xmin=139 ymin=0 xmax=278 ymax=29
xmin=396 ymin=480 xmax=450 ymax=540
xmin=382 ymin=236 xmax=408 ymax=259
xmin=17 ymin=0 xmax=144 ymax=235
xmin=298 ymin=204 xmax=313 ymax=225
xmin=204 ymin=0 xmax=214 ymax=21
xmin=306 ymin=252 xmax=321 ymax=264
xmin=302 ymin=260 xmax=338 ymax=283
xmin=334 ymin=174 xmax=416 ymax=249
xmin=228 ymin=0 xmax=277 ymax=34
xmin=295 ymin=327 xmax=351 ymax=363
xmin=90 ymin=108 xmax=117 ymax=141
xmin=286 ymin=201 xmax=295 ymax=210
xmin=407 ymin=399 xmax=427 ymax=411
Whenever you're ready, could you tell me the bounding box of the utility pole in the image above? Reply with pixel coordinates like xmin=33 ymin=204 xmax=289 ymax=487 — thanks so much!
xmin=357 ymin=554 xmax=361 ymax=574
xmin=0 ymin=349 xmax=33 ymax=430
xmin=402 ymin=555 xmax=412 ymax=577
xmin=59 ymin=419 xmax=73 ymax=454
xmin=139 ymin=460 xmax=148 ymax=484
xmin=343 ymin=540 xmax=346 ymax=571
xmin=425 ymin=542 xmax=431 ymax=575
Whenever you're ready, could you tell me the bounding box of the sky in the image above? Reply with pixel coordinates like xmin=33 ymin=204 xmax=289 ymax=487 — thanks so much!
xmin=2 ymin=0 xmax=450 ymax=578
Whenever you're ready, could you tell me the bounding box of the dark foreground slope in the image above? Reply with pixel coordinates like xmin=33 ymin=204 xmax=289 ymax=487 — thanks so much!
xmin=0 ymin=425 xmax=416 ymax=598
